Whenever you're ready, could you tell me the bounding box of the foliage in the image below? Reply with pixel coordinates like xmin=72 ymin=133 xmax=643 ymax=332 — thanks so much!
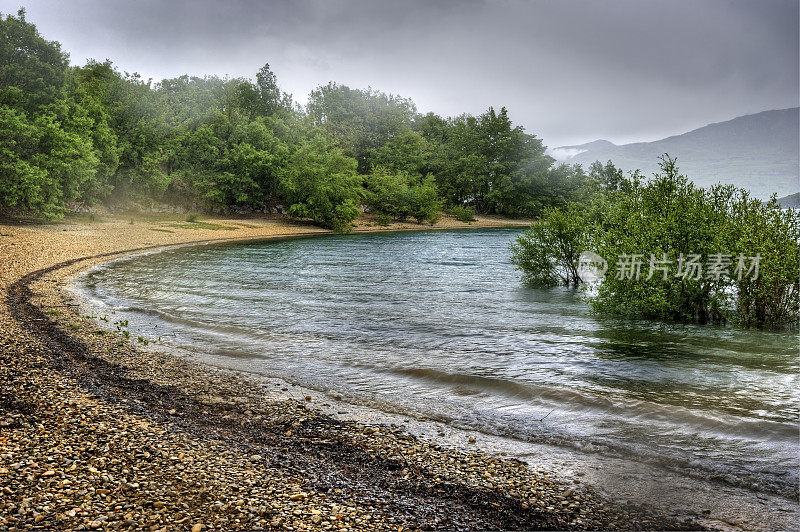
xmin=364 ymin=167 xmax=441 ymax=223
xmin=0 ymin=8 xmax=68 ymax=113
xmin=589 ymin=157 xmax=732 ymax=323
xmin=512 ymin=156 xmax=800 ymax=330
xmin=427 ymin=107 xmax=587 ymax=217
xmin=307 ymin=83 xmax=417 ymax=173
xmin=279 ymin=136 xmax=362 ymax=232
xmin=588 ymin=160 xmax=628 ymax=192
xmin=0 ymin=106 xmax=55 ymax=215
xmin=448 ymin=205 xmax=476 ymax=223
xmin=727 ymin=195 xmax=800 ymax=329
xmin=510 ymin=205 xmax=587 ymax=287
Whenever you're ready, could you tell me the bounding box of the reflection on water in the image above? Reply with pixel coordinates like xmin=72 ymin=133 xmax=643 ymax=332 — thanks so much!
xmin=80 ymin=229 xmax=799 ymax=498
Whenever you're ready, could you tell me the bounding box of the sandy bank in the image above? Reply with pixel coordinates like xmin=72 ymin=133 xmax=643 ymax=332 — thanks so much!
xmin=0 ymin=214 xmax=692 ymax=531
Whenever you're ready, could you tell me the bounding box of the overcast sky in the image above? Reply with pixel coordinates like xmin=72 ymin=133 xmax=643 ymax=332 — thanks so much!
xmin=2 ymin=0 xmax=797 ymax=146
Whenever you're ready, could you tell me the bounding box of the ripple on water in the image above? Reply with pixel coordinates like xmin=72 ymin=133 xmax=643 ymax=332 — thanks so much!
xmin=78 ymin=229 xmax=799 ymax=499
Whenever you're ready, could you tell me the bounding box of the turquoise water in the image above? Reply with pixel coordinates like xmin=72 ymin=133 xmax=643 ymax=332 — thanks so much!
xmin=80 ymin=229 xmax=799 ymax=498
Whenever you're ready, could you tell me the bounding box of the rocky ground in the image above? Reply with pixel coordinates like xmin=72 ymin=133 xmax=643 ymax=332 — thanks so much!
xmin=0 ymin=214 xmax=699 ymax=531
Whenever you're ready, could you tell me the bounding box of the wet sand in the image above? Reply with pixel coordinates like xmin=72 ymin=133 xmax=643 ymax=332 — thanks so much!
xmin=0 ymin=213 xmax=695 ymax=530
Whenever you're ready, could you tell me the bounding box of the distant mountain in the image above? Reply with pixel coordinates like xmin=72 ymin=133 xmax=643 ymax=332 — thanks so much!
xmin=551 ymin=108 xmax=799 ymax=199
xmin=776 ymin=192 xmax=799 ymax=209
xmin=548 ymin=139 xmax=616 ymax=160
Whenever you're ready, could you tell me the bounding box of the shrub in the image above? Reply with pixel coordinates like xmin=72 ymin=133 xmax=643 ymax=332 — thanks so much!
xmin=364 ymin=168 xmax=441 ymax=224
xmin=511 ymin=155 xmax=800 ymax=330
xmin=409 ymin=175 xmax=441 ymax=223
xmin=510 ymin=205 xmax=587 ymax=287
xmin=449 ymin=205 xmax=476 ymax=223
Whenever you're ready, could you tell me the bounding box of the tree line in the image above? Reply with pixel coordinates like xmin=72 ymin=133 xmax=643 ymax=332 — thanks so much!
xmin=1 ymin=9 xmax=589 ymax=231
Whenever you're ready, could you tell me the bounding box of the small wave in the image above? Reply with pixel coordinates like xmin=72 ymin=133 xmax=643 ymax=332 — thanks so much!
xmin=377 ymin=366 xmax=799 ymax=442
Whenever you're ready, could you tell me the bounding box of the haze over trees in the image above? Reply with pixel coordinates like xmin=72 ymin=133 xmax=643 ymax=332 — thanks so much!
xmin=0 ymin=9 xmax=589 ymax=230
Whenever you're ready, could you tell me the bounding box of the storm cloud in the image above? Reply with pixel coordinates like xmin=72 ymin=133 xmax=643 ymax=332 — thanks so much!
xmin=2 ymin=0 xmax=797 ymax=146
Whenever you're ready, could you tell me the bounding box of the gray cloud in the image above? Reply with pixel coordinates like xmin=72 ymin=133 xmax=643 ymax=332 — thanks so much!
xmin=2 ymin=0 xmax=797 ymax=146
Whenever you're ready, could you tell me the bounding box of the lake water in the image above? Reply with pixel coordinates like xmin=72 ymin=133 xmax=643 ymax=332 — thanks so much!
xmin=78 ymin=228 xmax=798 ymax=500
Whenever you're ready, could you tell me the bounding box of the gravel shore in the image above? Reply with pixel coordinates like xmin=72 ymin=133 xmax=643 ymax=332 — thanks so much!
xmin=0 ymin=214 xmax=698 ymax=531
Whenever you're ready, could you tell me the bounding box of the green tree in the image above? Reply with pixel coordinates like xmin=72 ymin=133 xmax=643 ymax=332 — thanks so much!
xmin=510 ymin=205 xmax=587 ymax=287
xmin=280 ymin=135 xmax=362 ymax=232
xmin=364 ymin=167 xmax=440 ymax=223
xmin=0 ymin=11 xmax=104 ymax=217
xmin=729 ymin=195 xmax=800 ymax=329
xmin=368 ymin=128 xmax=432 ymax=177
xmin=588 ymin=160 xmax=627 ymax=192
xmin=0 ymin=9 xmax=624 ymax=229
xmin=0 ymin=106 xmax=55 ymax=215
xmin=591 ymin=157 xmax=733 ymax=323
xmin=429 ymin=106 xmax=570 ymax=217
xmin=0 ymin=8 xmax=68 ymax=113
xmin=307 ymin=83 xmax=416 ymax=173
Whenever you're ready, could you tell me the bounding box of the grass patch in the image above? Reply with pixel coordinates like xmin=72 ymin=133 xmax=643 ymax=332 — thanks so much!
xmin=68 ymin=324 xmax=81 ymax=330
xmin=63 ymin=213 xmax=104 ymax=224
xmin=111 ymin=212 xmax=193 ymax=224
xmin=165 ymin=221 xmax=237 ymax=231
xmin=150 ymin=228 xmax=175 ymax=233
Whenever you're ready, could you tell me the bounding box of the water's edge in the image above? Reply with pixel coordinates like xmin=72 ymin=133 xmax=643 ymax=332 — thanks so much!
xmin=67 ymin=231 xmax=800 ymax=531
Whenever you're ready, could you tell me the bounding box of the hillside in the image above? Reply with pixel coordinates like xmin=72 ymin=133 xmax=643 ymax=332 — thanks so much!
xmin=551 ymin=108 xmax=799 ymax=199
xmin=776 ymin=192 xmax=800 ymax=209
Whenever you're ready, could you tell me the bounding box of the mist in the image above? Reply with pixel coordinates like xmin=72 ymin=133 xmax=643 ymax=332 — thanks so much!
xmin=2 ymin=0 xmax=797 ymax=146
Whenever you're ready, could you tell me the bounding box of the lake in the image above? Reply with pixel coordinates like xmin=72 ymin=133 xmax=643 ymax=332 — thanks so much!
xmin=78 ymin=228 xmax=798 ymax=499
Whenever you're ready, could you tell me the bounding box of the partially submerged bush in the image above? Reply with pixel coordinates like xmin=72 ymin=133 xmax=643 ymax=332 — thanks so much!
xmin=511 ymin=156 xmax=800 ymax=330
xmin=511 ymin=205 xmax=586 ymax=287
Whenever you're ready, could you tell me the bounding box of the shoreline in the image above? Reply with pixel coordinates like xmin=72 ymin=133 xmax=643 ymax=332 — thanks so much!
xmin=2 ymin=214 xmax=694 ymax=530
xmin=65 ymin=222 xmax=800 ymax=532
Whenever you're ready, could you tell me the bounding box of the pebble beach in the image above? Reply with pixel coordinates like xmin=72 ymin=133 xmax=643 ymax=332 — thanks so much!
xmin=0 ymin=214 xmax=696 ymax=531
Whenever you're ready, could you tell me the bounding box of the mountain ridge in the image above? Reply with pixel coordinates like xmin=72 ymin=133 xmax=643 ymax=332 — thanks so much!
xmin=550 ymin=108 xmax=799 ymax=199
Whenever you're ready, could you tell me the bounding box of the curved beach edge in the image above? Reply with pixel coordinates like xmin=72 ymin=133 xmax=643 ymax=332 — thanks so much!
xmin=0 ymin=214 xmax=694 ymax=531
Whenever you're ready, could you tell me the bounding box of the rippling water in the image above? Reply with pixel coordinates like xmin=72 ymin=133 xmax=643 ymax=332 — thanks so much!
xmin=79 ymin=229 xmax=799 ymax=498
